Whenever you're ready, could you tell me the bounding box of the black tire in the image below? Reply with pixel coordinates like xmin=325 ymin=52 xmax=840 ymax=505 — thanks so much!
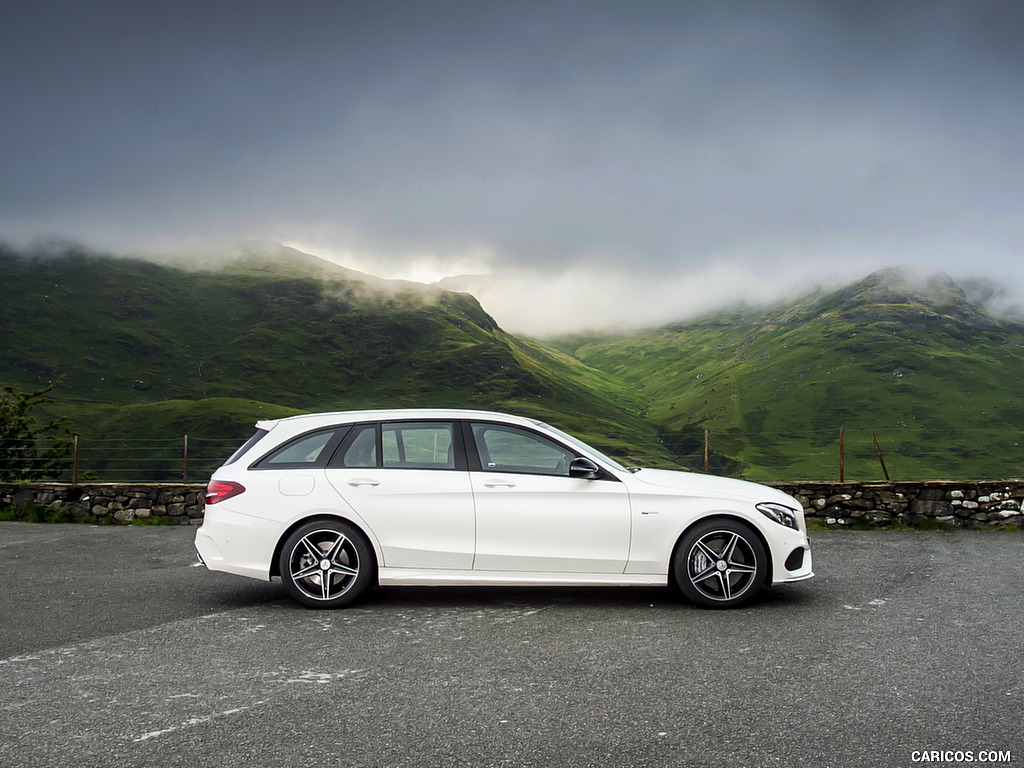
xmin=278 ymin=520 xmax=375 ymax=609
xmin=673 ymin=519 xmax=767 ymax=608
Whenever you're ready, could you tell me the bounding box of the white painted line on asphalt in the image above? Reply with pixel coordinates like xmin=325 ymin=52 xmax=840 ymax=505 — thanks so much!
xmin=132 ymin=701 xmax=267 ymax=742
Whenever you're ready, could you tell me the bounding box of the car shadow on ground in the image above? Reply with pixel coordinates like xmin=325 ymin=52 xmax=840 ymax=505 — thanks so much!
xmin=356 ymin=582 xmax=812 ymax=612
xmin=366 ymin=584 xmax=676 ymax=609
xmin=233 ymin=579 xmax=816 ymax=614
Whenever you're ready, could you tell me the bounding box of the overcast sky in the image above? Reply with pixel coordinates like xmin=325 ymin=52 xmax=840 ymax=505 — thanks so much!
xmin=2 ymin=1 xmax=1022 ymax=334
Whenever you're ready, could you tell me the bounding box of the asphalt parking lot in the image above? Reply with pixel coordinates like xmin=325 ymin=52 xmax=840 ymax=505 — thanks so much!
xmin=0 ymin=521 xmax=1021 ymax=768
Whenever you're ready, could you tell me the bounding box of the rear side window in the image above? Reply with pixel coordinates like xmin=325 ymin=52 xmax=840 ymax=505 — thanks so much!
xmin=251 ymin=427 xmax=350 ymax=469
xmin=223 ymin=429 xmax=269 ymax=466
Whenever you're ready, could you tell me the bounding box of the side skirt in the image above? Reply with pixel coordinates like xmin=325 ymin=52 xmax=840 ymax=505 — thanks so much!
xmin=377 ymin=568 xmax=668 ymax=587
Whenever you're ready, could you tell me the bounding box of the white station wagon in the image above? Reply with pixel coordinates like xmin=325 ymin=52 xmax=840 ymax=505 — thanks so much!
xmin=195 ymin=409 xmax=813 ymax=609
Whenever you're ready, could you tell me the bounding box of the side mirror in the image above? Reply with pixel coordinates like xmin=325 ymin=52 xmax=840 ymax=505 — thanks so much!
xmin=568 ymin=457 xmax=600 ymax=479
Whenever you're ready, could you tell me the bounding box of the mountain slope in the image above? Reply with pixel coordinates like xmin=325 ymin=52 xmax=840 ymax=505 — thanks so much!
xmin=550 ymin=269 xmax=1024 ymax=481
xmin=6 ymin=246 xmax=1024 ymax=482
xmin=0 ymin=243 xmax=670 ymax=474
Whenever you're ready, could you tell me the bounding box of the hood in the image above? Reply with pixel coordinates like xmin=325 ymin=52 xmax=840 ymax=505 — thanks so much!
xmin=630 ymin=468 xmax=796 ymax=506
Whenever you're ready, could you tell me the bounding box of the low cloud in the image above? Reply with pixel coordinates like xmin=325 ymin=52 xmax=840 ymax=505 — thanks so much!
xmin=439 ymin=255 xmax=889 ymax=337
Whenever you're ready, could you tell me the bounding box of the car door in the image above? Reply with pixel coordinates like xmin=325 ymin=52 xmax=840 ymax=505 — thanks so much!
xmin=468 ymin=421 xmax=630 ymax=573
xmin=325 ymin=421 xmax=475 ymax=570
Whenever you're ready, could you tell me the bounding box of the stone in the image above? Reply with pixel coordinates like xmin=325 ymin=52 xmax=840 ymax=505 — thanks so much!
xmin=847 ymin=498 xmax=877 ymax=510
xmin=911 ymin=499 xmax=954 ymax=517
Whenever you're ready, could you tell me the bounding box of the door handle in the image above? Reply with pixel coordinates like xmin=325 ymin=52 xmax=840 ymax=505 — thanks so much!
xmin=484 ymin=480 xmax=517 ymax=488
xmin=348 ymin=478 xmax=380 ymax=487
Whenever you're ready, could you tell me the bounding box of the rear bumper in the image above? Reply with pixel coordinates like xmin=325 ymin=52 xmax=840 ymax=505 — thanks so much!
xmin=194 ymin=508 xmax=278 ymax=582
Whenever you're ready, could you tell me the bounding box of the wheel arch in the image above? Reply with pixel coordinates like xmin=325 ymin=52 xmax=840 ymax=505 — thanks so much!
xmin=668 ymin=513 xmax=775 ymax=590
xmin=270 ymin=513 xmax=380 ymax=582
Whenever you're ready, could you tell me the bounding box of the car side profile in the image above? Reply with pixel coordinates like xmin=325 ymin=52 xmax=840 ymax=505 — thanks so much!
xmin=194 ymin=409 xmax=813 ymax=609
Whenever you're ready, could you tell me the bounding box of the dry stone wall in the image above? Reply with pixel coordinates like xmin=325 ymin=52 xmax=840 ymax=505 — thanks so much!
xmin=1 ymin=480 xmax=1022 ymax=529
xmin=771 ymin=480 xmax=1024 ymax=529
xmin=0 ymin=483 xmax=205 ymax=524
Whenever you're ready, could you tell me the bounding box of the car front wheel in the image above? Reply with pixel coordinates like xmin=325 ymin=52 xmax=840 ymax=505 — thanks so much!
xmin=279 ymin=520 xmax=374 ymax=608
xmin=674 ymin=519 xmax=767 ymax=608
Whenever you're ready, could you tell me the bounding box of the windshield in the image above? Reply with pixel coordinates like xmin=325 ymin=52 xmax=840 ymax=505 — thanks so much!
xmin=531 ymin=421 xmax=629 ymax=472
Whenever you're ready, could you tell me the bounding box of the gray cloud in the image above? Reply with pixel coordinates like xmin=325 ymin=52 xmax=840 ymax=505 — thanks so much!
xmin=2 ymin=0 xmax=1022 ymax=330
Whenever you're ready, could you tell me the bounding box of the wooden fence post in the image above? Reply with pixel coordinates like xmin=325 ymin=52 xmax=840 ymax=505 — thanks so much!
xmin=704 ymin=429 xmax=709 ymax=474
xmin=872 ymin=430 xmax=891 ymax=481
xmin=183 ymin=434 xmax=189 ymax=483
xmin=839 ymin=427 xmax=845 ymax=482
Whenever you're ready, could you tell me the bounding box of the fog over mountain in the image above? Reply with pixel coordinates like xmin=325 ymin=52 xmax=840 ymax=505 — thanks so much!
xmin=3 ymin=1 xmax=1022 ymax=333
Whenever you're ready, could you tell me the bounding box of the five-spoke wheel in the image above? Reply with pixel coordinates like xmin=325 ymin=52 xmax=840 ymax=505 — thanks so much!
xmin=279 ymin=520 xmax=374 ymax=608
xmin=674 ymin=519 xmax=767 ymax=608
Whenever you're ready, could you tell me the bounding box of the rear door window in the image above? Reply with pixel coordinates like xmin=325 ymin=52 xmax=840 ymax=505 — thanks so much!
xmin=336 ymin=424 xmax=378 ymax=468
xmin=383 ymin=422 xmax=456 ymax=469
xmin=330 ymin=421 xmax=462 ymax=469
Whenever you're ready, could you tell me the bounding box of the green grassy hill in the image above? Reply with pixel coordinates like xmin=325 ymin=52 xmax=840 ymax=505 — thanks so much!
xmin=5 ymin=245 xmax=1023 ymax=482
xmin=549 ymin=269 xmax=1024 ymax=481
xmin=0 ymin=243 xmax=669 ymax=478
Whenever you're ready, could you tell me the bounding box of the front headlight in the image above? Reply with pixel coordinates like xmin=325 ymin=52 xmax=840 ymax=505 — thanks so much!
xmin=756 ymin=501 xmax=799 ymax=530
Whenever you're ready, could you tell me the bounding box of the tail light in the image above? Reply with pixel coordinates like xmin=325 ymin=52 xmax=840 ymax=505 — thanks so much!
xmin=205 ymin=480 xmax=246 ymax=505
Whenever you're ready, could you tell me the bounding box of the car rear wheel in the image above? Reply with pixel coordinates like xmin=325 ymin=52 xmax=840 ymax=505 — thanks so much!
xmin=674 ymin=519 xmax=767 ymax=608
xmin=279 ymin=520 xmax=374 ymax=608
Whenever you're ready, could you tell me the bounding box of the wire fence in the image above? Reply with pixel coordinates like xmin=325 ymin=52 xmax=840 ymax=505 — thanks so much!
xmin=2 ymin=426 xmax=1021 ymax=483
xmin=2 ymin=436 xmax=240 ymax=484
xmin=652 ymin=425 xmax=1023 ymax=482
